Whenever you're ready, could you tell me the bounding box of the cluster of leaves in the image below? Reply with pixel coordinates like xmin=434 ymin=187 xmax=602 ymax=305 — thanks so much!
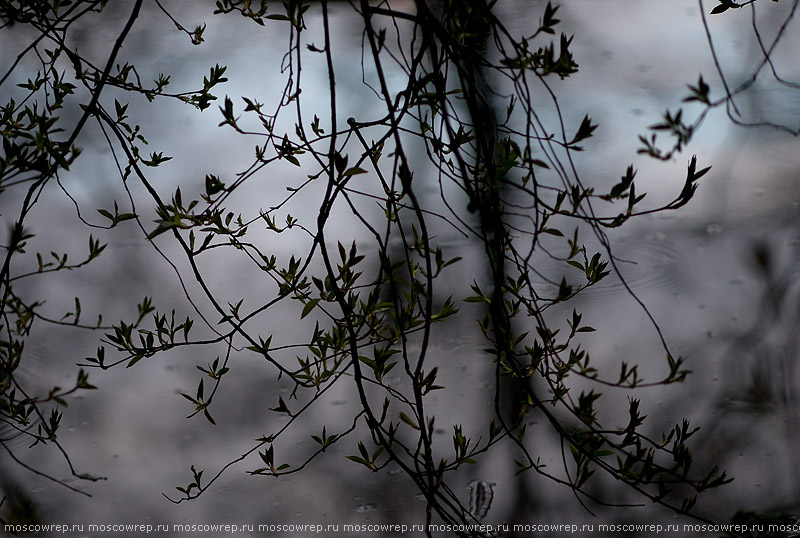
xmin=0 ymin=0 xmax=128 ymax=496
xmin=640 ymin=0 xmax=800 ymax=163
xmin=2 ymin=0 xmax=796 ymax=533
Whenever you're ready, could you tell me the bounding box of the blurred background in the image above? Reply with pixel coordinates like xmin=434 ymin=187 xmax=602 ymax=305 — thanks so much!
xmin=2 ymin=0 xmax=800 ymax=534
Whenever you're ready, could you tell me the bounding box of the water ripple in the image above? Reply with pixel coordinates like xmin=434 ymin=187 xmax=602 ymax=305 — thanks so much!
xmin=584 ymin=233 xmax=692 ymax=298
xmin=0 ymin=344 xmax=51 ymax=456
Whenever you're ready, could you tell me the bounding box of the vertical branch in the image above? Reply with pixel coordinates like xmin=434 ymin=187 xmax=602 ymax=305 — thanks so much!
xmin=359 ymin=2 xmax=440 ymax=530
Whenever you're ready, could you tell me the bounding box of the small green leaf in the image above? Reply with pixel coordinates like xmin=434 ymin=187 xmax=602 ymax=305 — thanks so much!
xmin=301 ymin=298 xmax=320 ymax=319
xmin=343 ymin=166 xmax=367 ymax=177
xmin=399 ymin=412 xmax=420 ymax=430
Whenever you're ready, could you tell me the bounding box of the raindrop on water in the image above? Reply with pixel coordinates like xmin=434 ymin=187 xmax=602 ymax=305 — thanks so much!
xmin=386 ymin=376 xmax=404 ymax=387
xmin=356 ymin=503 xmax=377 ymax=513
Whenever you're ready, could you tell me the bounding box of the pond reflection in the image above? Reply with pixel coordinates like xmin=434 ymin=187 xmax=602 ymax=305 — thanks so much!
xmin=2 ymin=0 xmax=800 ymax=534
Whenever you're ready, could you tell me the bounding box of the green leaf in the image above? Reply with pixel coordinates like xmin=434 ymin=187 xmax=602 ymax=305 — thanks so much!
xmin=399 ymin=412 xmax=420 ymax=430
xmin=343 ymin=166 xmax=367 ymax=177
xmin=531 ymin=159 xmax=550 ymax=169
xmin=126 ymin=354 xmax=145 ymax=368
xmin=301 ymin=298 xmax=320 ymax=319
xmin=203 ymin=408 xmax=216 ymax=425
